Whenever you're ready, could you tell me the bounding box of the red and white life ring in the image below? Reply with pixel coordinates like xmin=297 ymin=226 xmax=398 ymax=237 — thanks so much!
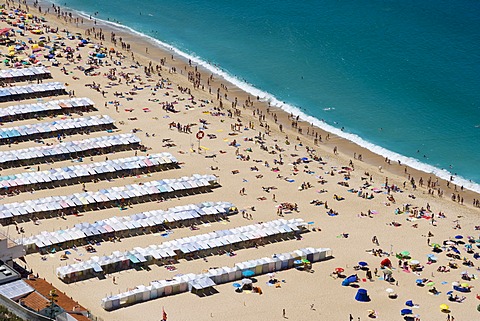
xmin=196 ymin=131 xmax=205 ymax=140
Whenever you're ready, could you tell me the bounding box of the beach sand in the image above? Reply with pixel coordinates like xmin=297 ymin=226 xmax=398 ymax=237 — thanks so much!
xmin=0 ymin=2 xmax=479 ymax=320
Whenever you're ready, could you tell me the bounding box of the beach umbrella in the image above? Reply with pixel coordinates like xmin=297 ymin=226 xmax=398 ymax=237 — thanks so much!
xmin=335 ymin=267 xmax=344 ymax=273
xmin=232 ymin=283 xmax=241 ymax=288
xmin=460 ymin=283 xmax=469 ymax=288
xmin=241 ymin=278 xmax=252 ymax=285
xmin=431 ymin=243 xmax=440 ymax=248
xmin=446 ymin=291 xmax=453 ymax=295
xmin=381 ymin=258 xmax=392 ymax=266
xmin=427 ymin=254 xmax=438 ymax=261
xmin=400 ymin=251 xmax=410 ymax=257
xmin=405 ymin=300 xmax=414 ymax=307
xmin=426 ymin=281 xmax=435 ymax=287
xmin=358 ymin=261 xmax=368 ymax=267
xmin=409 ymin=260 xmax=420 ymax=265
xmin=454 ymin=235 xmax=463 ymax=239
xmin=400 ymin=309 xmax=413 ymax=315
xmin=242 ymin=270 xmax=254 ymax=278
xmin=385 ymin=288 xmax=395 ymax=293
xmin=440 ymin=304 xmax=449 ymax=311
xmin=415 ymin=279 xmax=424 ymax=284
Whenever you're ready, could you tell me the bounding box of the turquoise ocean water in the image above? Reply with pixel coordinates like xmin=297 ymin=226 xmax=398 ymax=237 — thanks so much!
xmin=46 ymin=0 xmax=480 ymax=192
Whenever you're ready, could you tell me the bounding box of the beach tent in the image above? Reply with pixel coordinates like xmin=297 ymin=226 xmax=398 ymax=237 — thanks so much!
xmin=188 ymin=276 xmax=216 ymax=294
xmin=223 ymin=266 xmax=238 ymax=282
xmin=342 ymin=275 xmax=358 ymax=286
xmin=401 ymin=309 xmax=413 ymax=315
xmin=262 ymin=257 xmax=276 ymax=273
xmin=101 ymin=297 xmax=114 ymax=310
xmin=317 ymin=248 xmax=332 ymax=261
xmin=355 ymin=289 xmax=370 ymax=302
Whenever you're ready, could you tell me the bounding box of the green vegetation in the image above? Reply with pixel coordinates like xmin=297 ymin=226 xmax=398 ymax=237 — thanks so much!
xmin=0 ymin=305 xmax=25 ymax=321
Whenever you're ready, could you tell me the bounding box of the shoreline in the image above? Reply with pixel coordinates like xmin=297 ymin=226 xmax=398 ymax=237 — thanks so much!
xmin=32 ymin=0 xmax=480 ymax=206
xmin=1 ymin=2 xmax=479 ymax=321
xmin=41 ymin=0 xmax=480 ymax=195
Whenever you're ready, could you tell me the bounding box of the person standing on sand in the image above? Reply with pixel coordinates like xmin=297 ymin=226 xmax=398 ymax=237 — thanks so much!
xmin=282 ymin=309 xmax=286 ymax=318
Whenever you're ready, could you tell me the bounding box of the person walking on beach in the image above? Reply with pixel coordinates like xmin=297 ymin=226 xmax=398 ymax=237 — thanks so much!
xmin=283 ymin=309 xmax=286 ymax=318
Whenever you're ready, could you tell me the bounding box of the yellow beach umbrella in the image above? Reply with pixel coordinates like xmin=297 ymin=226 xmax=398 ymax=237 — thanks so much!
xmin=440 ymin=304 xmax=449 ymax=311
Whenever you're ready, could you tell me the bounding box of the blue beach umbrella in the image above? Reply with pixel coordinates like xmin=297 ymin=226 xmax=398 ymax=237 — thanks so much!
xmin=242 ymin=270 xmax=255 ymax=278
xmin=232 ymin=283 xmax=241 ymax=288
xmin=455 ymin=235 xmax=463 ymax=239
xmin=400 ymin=309 xmax=413 ymax=315
xmin=427 ymin=254 xmax=438 ymax=261
xmin=358 ymin=261 xmax=368 ymax=267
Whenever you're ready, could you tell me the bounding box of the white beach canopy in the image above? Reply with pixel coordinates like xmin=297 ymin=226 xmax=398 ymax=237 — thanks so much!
xmin=56 ymin=218 xmax=305 ymax=282
xmin=0 ymin=133 xmax=140 ymax=167
xmin=0 ymin=97 xmax=94 ymax=120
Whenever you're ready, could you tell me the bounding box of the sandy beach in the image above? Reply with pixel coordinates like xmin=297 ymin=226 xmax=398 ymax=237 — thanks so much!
xmin=0 ymin=1 xmax=479 ymax=320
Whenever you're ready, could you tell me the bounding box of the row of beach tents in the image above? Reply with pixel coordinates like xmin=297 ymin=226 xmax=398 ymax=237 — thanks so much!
xmin=0 ymin=174 xmax=218 ymax=222
xmin=101 ymin=247 xmax=331 ymax=310
xmin=0 ymin=153 xmax=178 ymax=193
xmin=0 ymin=133 xmax=141 ymax=168
xmin=0 ymin=97 xmax=94 ymax=121
xmin=0 ymin=82 xmax=65 ymax=101
xmin=0 ymin=66 xmax=51 ymax=82
xmin=18 ymin=201 xmax=235 ymax=253
xmin=56 ymin=218 xmax=307 ymax=283
xmin=0 ymin=114 xmax=114 ymax=143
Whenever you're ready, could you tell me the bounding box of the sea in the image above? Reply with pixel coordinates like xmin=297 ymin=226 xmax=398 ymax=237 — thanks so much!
xmin=45 ymin=0 xmax=480 ymax=192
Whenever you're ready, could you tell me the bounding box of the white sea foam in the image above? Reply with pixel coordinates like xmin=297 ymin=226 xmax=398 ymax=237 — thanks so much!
xmin=61 ymin=7 xmax=480 ymax=194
